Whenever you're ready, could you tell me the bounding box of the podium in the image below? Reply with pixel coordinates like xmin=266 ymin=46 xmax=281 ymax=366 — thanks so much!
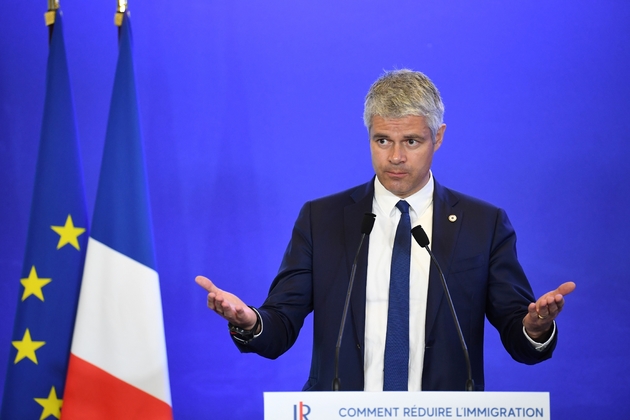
xmin=264 ymin=391 xmax=549 ymax=419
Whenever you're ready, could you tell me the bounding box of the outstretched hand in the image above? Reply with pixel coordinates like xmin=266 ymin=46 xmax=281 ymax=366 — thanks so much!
xmin=523 ymin=281 xmax=576 ymax=341
xmin=195 ymin=276 xmax=258 ymax=330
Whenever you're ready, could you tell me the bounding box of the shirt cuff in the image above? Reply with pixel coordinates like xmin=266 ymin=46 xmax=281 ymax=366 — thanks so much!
xmin=523 ymin=321 xmax=556 ymax=351
xmin=251 ymin=307 xmax=263 ymax=338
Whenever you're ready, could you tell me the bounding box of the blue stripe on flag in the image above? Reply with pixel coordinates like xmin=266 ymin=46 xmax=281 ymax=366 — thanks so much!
xmin=90 ymin=17 xmax=156 ymax=270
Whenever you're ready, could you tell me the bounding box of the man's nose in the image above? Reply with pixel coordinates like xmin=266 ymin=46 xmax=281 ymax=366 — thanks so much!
xmin=389 ymin=143 xmax=405 ymax=163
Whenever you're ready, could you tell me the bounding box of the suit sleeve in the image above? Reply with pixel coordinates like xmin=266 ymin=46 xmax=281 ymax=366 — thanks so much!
xmin=485 ymin=208 xmax=557 ymax=364
xmin=233 ymin=201 xmax=315 ymax=359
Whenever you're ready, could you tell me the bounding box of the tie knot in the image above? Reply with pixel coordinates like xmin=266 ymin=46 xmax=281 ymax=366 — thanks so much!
xmin=396 ymin=200 xmax=410 ymax=214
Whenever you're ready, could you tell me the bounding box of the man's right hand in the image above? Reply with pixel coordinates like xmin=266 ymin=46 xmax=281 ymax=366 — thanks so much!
xmin=195 ymin=275 xmax=258 ymax=331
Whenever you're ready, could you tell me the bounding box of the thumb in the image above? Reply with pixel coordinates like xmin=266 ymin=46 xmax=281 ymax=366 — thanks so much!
xmin=195 ymin=275 xmax=218 ymax=293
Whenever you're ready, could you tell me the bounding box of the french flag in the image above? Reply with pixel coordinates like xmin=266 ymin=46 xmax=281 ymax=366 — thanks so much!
xmin=62 ymin=12 xmax=172 ymax=419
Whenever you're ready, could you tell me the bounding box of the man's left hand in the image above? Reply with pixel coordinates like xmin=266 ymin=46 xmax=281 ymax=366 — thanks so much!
xmin=523 ymin=281 xmax=576 ymax=341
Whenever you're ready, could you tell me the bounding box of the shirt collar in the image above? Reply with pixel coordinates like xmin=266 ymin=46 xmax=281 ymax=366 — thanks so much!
xmin=374 ymin=171 xmax=434 ymax=218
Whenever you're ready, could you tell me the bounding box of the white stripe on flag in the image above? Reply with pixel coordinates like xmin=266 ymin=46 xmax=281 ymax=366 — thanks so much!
xmin=71 ymin=237 xmax=171 ymax=405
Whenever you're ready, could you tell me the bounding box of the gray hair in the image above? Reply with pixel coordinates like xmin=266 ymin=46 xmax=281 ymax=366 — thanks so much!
xmin=363 ymin=69 xmax=445 ymax=141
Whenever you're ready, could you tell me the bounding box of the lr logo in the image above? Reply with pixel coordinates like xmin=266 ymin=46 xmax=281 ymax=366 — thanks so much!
xmin=293 ymin=401 xmax=311 ymax=419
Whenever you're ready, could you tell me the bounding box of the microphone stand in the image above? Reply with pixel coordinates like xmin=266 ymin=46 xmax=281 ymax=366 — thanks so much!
xmin=412 ymin=226 xmax=474 ymax=391
xmin=332 ymin=213 xmax=375 ymax=391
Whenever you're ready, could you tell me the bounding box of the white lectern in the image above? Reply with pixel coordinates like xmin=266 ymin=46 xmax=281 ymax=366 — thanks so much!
xmin=264 ymin=391 xmax=549 ymax=419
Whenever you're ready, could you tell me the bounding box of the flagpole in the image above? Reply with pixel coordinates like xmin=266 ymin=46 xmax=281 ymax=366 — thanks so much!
xmin=45 ymin=0 xmax=59 ymax=42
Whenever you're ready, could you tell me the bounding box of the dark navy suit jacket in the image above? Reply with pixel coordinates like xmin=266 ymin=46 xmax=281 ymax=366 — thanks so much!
xmin=236 ymin=178 xmax=556 ymax=391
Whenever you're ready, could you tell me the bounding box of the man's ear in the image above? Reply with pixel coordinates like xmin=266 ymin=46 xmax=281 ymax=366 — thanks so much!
xmin=433 ymin=124 xmax=446 ymax=151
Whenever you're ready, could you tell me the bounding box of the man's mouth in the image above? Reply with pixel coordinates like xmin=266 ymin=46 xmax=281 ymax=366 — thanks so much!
xmin=386 ymin=171 xmax=407 ymax=179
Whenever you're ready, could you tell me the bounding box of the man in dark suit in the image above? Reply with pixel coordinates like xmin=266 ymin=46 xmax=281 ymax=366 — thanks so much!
xmin=195 ymin=69 xmax=575 ymax=391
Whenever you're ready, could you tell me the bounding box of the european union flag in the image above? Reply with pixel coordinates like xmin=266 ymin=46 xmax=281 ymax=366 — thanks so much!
xmin=0 ymin=10 xmax=88 ymax=420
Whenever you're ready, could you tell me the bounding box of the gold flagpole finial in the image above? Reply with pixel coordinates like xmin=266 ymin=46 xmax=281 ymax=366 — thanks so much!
xmin=45 ymin=0 xmax=60 ymax=26
xmin=115 ymin=0 xmax=128 ymax=27
xmin=47 ymin=0 xmax=59 ymax=11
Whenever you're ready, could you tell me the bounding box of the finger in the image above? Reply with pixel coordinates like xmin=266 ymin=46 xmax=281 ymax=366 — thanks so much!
xmin=555 ymin=281 xmax=576 ymax=297
xmin=535 ymin=295 xmax=549 ymax=314
xmin=546 ymin=294 xmax=556 ymax=307
xmin=213 ymin=293 xmax=228 ymax=312
xmin=545 ymin=299 xmax=560 ymax=318
xmin=537 ymin=299 xmax=549 ymax=318
xmin=213 ymin=290 xmax=234 ymax=313
xmin=195 ymin=275 xmax=218 ymax=293
xmin=206 ymin=292 xmax=217 ymax=310
xmin=536 ymin=294 xmax=559 ymax=320
xmin=218 ymin=300 xmax=241 ymax=323
xmin=527 ymin=302 xmax=540 ymax=321
xmin=554 ymin=293 xmax=565 ymax=308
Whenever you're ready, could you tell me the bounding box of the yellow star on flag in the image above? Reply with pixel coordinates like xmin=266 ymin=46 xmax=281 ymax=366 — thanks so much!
xmin=34 ymin=386 xmax=63 ymax=420
xmin=20 ymin=266 xmax=52 ymax=302
xmin=12 ymin=328 xmax=46 ymax=364
xmin=51 ymin=214 xmax=85 ymax=250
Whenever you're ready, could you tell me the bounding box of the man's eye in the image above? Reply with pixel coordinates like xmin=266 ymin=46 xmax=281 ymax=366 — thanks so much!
xmin=408 ymin=139 xmax=417 ymax=145
xmin=377 ymin=139 xmax=388 ymax=145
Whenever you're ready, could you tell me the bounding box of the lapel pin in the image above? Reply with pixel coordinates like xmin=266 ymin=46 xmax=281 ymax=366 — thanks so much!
xmin=448 ymin=215 xmax=457 ymax=222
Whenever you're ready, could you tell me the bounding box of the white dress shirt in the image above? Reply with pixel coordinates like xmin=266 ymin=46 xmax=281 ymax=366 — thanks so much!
xmin=364 ymin=174 xmax=435 ymax=391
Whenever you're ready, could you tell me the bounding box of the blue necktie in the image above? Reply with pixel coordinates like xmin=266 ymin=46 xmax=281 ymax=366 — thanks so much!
xmin=383 ymin=200 xmax=411 ymax=391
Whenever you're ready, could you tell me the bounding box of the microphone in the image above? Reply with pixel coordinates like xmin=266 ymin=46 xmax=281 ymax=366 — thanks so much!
xmin=411 ymin=225 xmax=475 ymax=391
xmin=332 ymin=212 xmax=376 ymax=391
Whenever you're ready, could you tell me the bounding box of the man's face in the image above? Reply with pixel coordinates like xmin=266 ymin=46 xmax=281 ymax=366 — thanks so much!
xmin=369 ymin=115 xmax=445 ymax=198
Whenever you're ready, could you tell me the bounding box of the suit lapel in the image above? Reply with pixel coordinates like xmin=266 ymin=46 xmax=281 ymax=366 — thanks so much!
xmin=340 ymin=178 xmax=463 ymax=364
xmin=425 ymin=180 xmax=463 ymax=339
xmin=344 ymin=180 xmax=374 ymax=357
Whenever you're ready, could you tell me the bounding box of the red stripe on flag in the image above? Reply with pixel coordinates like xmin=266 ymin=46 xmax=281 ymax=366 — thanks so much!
xmin=62 ymin=354 xmax=172 ymax=419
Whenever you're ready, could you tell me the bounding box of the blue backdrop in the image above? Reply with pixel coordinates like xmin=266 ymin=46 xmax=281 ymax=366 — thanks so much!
xmin=1 ymin=1 xmax=629 ymax=418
